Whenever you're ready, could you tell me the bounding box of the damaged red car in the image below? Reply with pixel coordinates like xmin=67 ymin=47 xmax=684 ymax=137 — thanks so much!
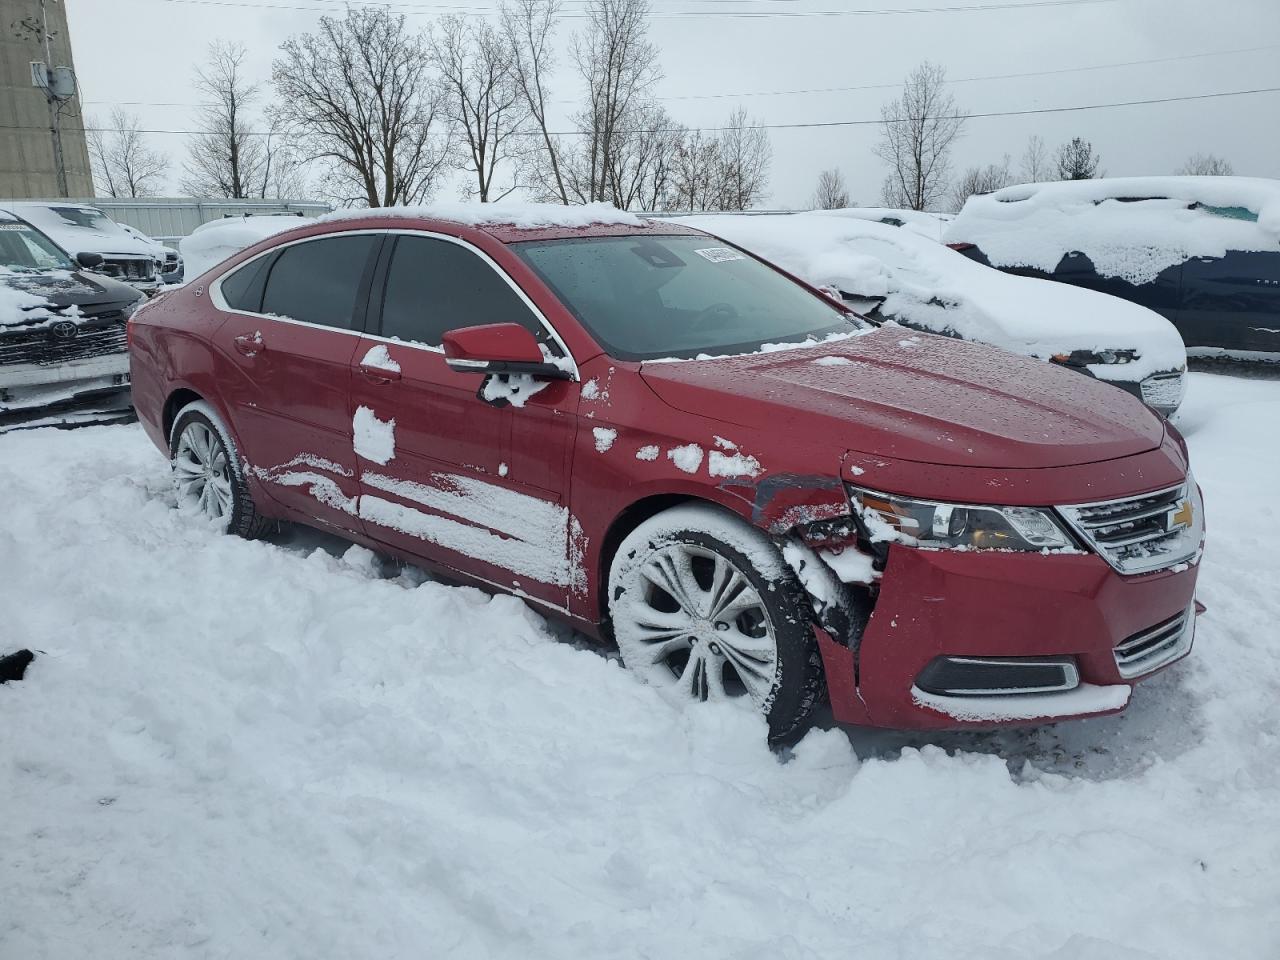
xmin=128 ymin=209 xmax=1205 ymax=742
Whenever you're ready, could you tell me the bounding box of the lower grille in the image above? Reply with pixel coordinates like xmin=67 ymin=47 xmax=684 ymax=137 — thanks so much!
xmin=1115 ymin=606 xmax=1194 ymax=678
xmin=0 ymin=322 xmax=128 ymax=366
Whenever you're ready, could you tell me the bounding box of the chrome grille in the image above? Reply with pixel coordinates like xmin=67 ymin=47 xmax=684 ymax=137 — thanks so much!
xmin=101 ymin=257 xmax=156 ymax=282
xmin=1114 ymin=605 xmax=1194 ymax=678
xmin=1058 ymin=478 xmax=1202 ymax=575
xmin=0 ymin=319 xmax=127 ymax=366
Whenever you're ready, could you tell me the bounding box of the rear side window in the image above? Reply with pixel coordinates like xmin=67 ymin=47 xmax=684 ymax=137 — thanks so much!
xmin=261 ymin=235 xmax=379 ymax=329
xmin=220 ymin=255 xmax=272 ymax=313
xmin=379 ymin=235 xmax=546 ymax=348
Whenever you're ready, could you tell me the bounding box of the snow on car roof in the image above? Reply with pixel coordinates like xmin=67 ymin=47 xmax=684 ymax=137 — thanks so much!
xmin=808 ymin=207 xmax=954 ymax=241
xmin=676 ymin=212 xmax=1185 ymax=380
xmin=179 ymin=215 xmax=315 ymax=279
xmin=321 ymin=200 xmax=645 ymax=232
xmin=947 ymin=176 xmax=1280 ymax=285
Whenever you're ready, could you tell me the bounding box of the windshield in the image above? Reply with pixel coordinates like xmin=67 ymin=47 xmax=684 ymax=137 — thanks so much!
xmin=513 ymin=234 xmax=861 ymax=361
xmin=43 ymin=206 xmax=124 ymax=234
xmin=0 ymin=220 xmax=75 ymax=272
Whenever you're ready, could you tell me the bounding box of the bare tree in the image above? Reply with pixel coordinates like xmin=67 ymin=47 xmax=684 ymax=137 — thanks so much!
xmin=183 ymin=41 xmax=266 ymax=199
xmin=874 ymin=61 xmax=965 ymax=211
xmin=951 ymin=155 xmax=1012 ymax=211
xmin=432 ymin=16 xmax=527 ymax=202
xmin=1055 ymin=137 xmax=1102 ymax=180
xmin=1019 ymin=134 xmax=1051 ymax=183
xmin=272 ymin=7 xmax=452 ymax=207
xmin=502 ymin=0 xmax=569 ymax=203
xmin=1177 ymin=153 xmax=1234 ymax=176
xmin=812 ymin=167 xmax=851 ymax=210
xmin=670 ymin=129 xmax=724 ymax=211
xmin=716 ymin=107 xmax=771 ymax=210
xmin=566 ymin=0 xmax=661 ymax=204
xmin=607 ymin=103 xmax=683 ymax=210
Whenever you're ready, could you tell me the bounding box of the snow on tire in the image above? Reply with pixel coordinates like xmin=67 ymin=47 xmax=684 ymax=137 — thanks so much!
xmin=608 ymin=502 xmax=824 ymax=744
xmin=169 ymin=399 xmax=271 ymax=540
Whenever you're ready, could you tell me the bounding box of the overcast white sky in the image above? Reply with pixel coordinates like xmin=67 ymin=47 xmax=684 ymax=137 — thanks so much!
xmin=62 ymin=0 xmax=1280 ymax=208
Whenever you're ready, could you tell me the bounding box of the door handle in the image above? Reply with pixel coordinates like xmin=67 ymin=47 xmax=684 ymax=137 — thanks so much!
xmin=358 ymin=363 xmax=401 ymax=384
xmin=234 ymin=331 xmax=264 ymax=357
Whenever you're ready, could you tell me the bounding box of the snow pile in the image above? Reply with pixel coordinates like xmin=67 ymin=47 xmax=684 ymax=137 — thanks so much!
xmin=2 ymin=373 xmax=1280 ymax=956
xmin=179 ymin=216 xmax=312 ymax=279
xmin=681 ymin=212 xmax=1187 ymax=380
xmin=947 ymin=176 xmax=1280 ymax=285
xmin=322 ymin=200 xmax=642 ymax=231
xmin=811 ymin=207 xmax=954 ymax=241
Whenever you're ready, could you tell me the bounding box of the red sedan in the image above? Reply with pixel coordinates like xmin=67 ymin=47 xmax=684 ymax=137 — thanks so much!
xmin=128 ymin=209 xmax=1204 ymax=742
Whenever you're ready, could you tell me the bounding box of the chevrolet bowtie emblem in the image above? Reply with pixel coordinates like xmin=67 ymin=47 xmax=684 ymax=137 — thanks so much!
xmin=1171 ymin=500 xmax=1194 ymax=530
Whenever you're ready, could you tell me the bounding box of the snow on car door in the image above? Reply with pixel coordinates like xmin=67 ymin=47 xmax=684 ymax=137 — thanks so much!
xmin=214 ymin=233 xmax=380 ymax=531
xmin=349 ymin=233 xmax=578 ymax=610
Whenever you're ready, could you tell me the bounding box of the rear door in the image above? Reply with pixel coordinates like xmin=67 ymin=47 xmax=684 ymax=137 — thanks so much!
xmin=213 ymin=232 xmax=382 ymax=531
xmin=350 ymin=232 xmax=580 ymax=609
xmin=1178 ymin=248 xmax=1280 ymax=356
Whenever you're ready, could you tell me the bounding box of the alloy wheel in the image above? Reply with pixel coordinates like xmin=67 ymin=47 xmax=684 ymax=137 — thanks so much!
xmin=172 ymin=420 xmax=233 ymax=528
xmin=618 ymin=542 xmax=780 ymax=708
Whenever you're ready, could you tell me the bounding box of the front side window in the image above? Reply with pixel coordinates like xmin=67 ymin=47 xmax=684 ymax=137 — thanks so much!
xmin=0 ymin=221 xmax=73 ymax=271
xmin=513 ymin=235 xmax=860 ymax=361
xmin=379 ymin=235 xmax=547 ymax=348
xmin=261 ymin=235 xmax=378 ymax=329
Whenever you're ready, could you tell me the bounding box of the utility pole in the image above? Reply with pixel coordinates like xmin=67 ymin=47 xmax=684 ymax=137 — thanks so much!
xmin=27 ymin=0 xmax=74 ymax=197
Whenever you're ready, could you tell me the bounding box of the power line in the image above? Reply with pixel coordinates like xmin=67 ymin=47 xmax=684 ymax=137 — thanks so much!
xmin=152 ymin=0 xmax=1121 ymax=18
xmin=81 ymin=41 xmax=1280 ymax=112
xmin=45 ymin=85 xmax=1280 ymax=138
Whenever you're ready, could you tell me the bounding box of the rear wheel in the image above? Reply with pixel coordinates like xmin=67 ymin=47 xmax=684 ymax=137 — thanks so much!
xmin=608 ymin=504 xmax=824 ymax=744
xmin=169 ymin=400 xmax=271 ymax=539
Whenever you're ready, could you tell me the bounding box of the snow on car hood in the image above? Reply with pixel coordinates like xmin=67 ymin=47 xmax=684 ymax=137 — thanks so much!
xmin=640 ymin=326 xmax=1166 ymax=470
xmin=180 ymin=216 xmax=313 ymax=280
xmin=0 ymin=268 xmax=55 ymax=326
xmin=677 ymin=213 xmax=1186 ymax=380
xmin=946 ymin=176 xmax=1280 ymax=285
xmin=4 ymin=204 xmax=162 ymax=260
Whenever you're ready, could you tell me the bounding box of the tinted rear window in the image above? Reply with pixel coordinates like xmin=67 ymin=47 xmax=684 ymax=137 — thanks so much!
xmin=261 ymin=235 xmax=379 ymax=329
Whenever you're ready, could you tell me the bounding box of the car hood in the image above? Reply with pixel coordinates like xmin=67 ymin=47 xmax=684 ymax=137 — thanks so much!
xmin=46 ymin=228 xmax=162 ymax=260
xmin=638 ymin=328 xmax=1166 ymax=469
xmin=1 ymin=269 xmax=141 ymax=326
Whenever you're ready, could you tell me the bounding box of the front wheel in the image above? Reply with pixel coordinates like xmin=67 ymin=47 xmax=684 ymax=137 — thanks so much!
xmin=169 ymin=400 xmax=271 ymax=539
xmin=608 ymin=504 xmax=824 ymax=744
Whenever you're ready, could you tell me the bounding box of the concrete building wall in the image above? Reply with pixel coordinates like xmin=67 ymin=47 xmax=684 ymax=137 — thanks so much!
xmin=0 ymin=0 xmax=94 ymax=198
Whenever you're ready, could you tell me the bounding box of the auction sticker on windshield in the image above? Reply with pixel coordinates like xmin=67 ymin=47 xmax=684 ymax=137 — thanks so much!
xmin=694 ymin=247 xmax=745 ymax=263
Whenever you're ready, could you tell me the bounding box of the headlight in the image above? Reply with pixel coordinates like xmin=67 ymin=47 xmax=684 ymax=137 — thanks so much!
xmin=849 ymin=487 xmax=1074 ymax=552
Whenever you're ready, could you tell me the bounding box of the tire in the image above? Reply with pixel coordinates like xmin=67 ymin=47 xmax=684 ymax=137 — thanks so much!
xmin=608 ymin=503 xmax=824 ymax=744
xmin=169 ymin=399 xmax=272 ymax=540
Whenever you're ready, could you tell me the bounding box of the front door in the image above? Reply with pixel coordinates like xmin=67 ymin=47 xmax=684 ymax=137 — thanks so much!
xmin=214 ymin=232 xmax=381 ymax=530
xmin=348 ymin=233 xmax=580 ymax=610
xmin=1178 ymin=250 xmax=1280 ymax=356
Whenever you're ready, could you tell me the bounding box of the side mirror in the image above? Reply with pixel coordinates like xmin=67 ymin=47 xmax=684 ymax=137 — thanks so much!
xmin=76 ymin=251 xmax=104 ymax=269
xmin=442 ymin=323 xmax=574 ymax=380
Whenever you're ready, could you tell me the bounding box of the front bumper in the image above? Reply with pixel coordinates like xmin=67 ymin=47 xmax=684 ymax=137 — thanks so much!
xmin=0 ymin=353 xmax=132 ymax=420
xmin=817 ymin=544 xmax=1200 ymax=730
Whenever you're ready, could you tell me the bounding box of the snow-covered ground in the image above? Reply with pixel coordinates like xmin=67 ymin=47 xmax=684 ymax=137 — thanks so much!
xmin=3 ymin=372 xmax=1279 ymax=959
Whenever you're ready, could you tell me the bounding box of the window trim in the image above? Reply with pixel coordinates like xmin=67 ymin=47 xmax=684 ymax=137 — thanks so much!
xmin=210 ymin=227 xmax=579 ymax=381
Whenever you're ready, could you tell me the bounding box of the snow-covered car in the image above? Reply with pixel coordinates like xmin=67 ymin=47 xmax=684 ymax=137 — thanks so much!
xmin=676 ymin=212 xmax=1189 ymax=416
xmin=1 ymin=202 xmax=166 ymax=295
xmin=811 ymin=207 xmax=954 ymax=241
xmin=118 ymin=223 xmax=182 ymax=284
xmin=179 ymin=214 xmax=315 ymax=281
xmin=945 ymin=176 xmax=1280 ymax=363
xmin=0 ymin=209 xmax=143 ymax=430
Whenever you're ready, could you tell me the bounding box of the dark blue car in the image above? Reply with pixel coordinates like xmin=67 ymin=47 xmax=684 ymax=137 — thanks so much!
xmin=946 ymin=177 xmax=1280 ymax=363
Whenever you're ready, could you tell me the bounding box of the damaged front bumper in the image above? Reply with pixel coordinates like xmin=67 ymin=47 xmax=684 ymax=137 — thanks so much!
xmin=0 ymin=353 xmax=133 ymax=430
